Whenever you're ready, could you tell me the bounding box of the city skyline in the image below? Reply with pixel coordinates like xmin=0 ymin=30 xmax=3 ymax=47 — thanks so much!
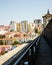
xmin=0 ymin=0 xmax=52 ymax=25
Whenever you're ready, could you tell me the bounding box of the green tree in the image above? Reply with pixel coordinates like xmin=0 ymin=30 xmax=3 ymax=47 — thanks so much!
xmin=0 ymin=40 xmax=3 ymax=45
xmin=12 ymin=40 xmax=21 ymax=45
xmin=14 ymin=41 xmax=20 ymax=44
xmin=35 ymin=28 xmax=38 ymax=33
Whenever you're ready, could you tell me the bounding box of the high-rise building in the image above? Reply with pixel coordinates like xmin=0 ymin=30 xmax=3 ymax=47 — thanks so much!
xmin=20 ymin=20 xmax=28 ymax=32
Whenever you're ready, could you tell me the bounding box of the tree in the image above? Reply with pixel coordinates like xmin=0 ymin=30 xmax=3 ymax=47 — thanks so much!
xmin=35 ymin=28 xmax=38 ymax=33
xmin=12 ymin=40 xmax=21 ymax=45
xmin=0 ymin=40 xmax=3 ymax=45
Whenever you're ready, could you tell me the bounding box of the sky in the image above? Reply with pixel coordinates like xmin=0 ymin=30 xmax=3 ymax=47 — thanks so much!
xmin=0 ymin=0 xmax=52 ymax=25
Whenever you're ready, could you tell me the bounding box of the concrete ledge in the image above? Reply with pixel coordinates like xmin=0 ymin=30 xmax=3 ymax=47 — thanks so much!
xmin=0 ymin=43 xmax=28 ymax=65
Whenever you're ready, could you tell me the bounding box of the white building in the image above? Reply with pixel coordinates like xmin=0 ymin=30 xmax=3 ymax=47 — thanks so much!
xmin=0 ymin=29 xmax=8 ymax=35
xmin=9 ymin=20 xmax=17 ymax=31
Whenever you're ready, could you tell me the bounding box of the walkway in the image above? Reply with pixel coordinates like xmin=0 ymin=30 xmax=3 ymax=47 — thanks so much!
xmin=35 ymin=36 xmax=52 ymax=65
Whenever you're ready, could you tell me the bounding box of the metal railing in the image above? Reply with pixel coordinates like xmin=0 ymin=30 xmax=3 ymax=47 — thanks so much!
xmin=3 ymin=36 xmax=41 ymax=65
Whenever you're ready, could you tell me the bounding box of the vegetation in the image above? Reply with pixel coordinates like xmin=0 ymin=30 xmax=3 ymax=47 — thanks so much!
xmin=12 ymin=40 xmax=21 ymax=45
xmin=0 ymin=35 xmax=5 ymax=39
xmin=34 ymin=28 xmax=41 ymax=35
xmin=35 ymin=28 xmax=38 ymax=33
xmin=0 ymin=40 xmax=3 ymax=45
xmin=10 ymin=30 xmax=14 ymax=32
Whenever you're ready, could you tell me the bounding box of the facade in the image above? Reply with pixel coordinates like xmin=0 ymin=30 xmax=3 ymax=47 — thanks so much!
xmin=20 ymin=21 xmax=28 ymax=32
xmin=0 ymin=25 xmax=9 ymax=39
xmin=16 ymin=21 xmax=36 ymax=33
xmin=0 ymin=25 xmax=10 ymax=31
xmin=34 ymin=19 xmax=42 ymax=27
xmin=29 ymin=22 xmax=35 ymax=33
xmin=16 ymin=23 xmax=21 ymax=32
xmin=9 ymin=21 xmax=17 ymax=31
xmin=42 ymin=10 xmax=52 ymax=27
xmin=34 ymin=19 xmax=43 ymax=33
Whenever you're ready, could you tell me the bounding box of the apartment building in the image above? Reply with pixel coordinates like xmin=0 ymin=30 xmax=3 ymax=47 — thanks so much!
xmin=9 ymin=20 xmax=17 ymax=31
xmin=20 ymin=20 xmax=28 ymax=32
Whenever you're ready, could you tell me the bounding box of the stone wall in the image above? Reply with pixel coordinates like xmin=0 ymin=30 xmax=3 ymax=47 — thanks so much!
xmin=42 ymin=19 xmax=52 ymax=47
